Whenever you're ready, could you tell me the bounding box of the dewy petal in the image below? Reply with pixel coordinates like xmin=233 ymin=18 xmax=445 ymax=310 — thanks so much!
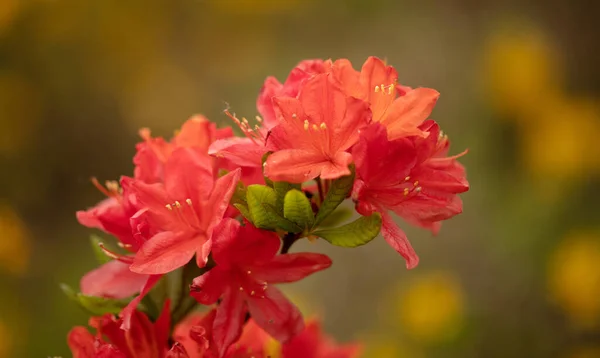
xmin=252 ymin=253 xmax=332 ymax=284
xmin=212 ymin=219 xmax=280 ymax=266
xmin=80 ymin=259 xmax=148 ymax=299
xmin=120 ymin=274 xmax=162 ymax=330
xmin=213 ymin=286 xmax=246 ymax=358
xmin=208 ymin=137 xmax=266 ymax=168
xmin=190 ymin=267 xmax=230 ymax=305
xmin=247 ymin=286 xmax=304 ymax=343
xmin=67 ymin=327 xmax=96 ymax=358
xmin=130 ymin=231 xmax=199 ymax=274
xmin=382 ymin=88 xmax=440 ymax=140
xmin=380 ymin=211 xmax=419 ymax=269
xmin=164 ymin=147 xmax=214 ymax=203
xmin=265 ymin=149 xmax=331 ymax=183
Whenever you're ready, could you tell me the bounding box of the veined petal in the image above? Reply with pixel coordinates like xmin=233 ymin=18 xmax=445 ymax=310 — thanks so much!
xmin=381 ymin=88 xmax=439 ymax=140
xmin=319 ymin=151 xmax=353 ymax=180
xmin=203 ymin=168 xmax=242 ymax=236
xmin=190 ymin=267 xmax=230 ymax=305
xmin=208 ymin=137 xmax=266 ymax=167
xmin=213 ymin=286 xmax=246 ymax=358
xmin=268 ymin=97 xmax=310 ymax=151
xmin=212 ymin=219 xmax=280 ymax=266
xmin=330 ymin=58 xmax=361 ymax=98
xmin=247 ymin=286 xmax=304 ymax=343
xmin=127 ymin=179 xmax=175 ymax=231
xmin=252 ymin=253 xmax=332 ymax=284
xmin=130 ymin=231 xmax=199 ymax=274
xmin=80 ymin=259 xmax=147 ymax=299
xmin=380 ymin=211 xmax=419 ymax=269
xmin=330 ymin=96 xmax=371 ymax=152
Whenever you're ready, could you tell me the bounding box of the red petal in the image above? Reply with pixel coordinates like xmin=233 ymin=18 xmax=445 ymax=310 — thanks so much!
xmin=319 ymin=151 xmax=353 ymax=180
xmin=213 ymin=287 xmax=246 ymax=358
xmin=203 ymin=168 xmax=242 ymax=236
xmin=383 ymin=88 xmax=439 ymax=140
xmin=120 ymin=275 xmax=162 ymax=330
xmin=380 ymin=211 xmax=419 ymax=269
xmin=154 ymin=300 xmax=171 ymax=351
xmin=190 ymin=267 xmax=230 ymax=305
xmin=128 ymin=180 xmax=176 ymax=231
xmin=329 ymin=96 xmax=371 ymax=153
xmin=247 ymin=286 xmax=304 ymax=343
xmin=212 ymin=219 xmax=280 ymax=266
xmin=257 ymin=76 xmax=284 ymax=130
xmin=166 ymin=342 xmax=191 ymax=358
xmin=67 ymin=327 xmax=96 ymax=358
xmin=80 ymin=259 xmax=147 ymax=299
xmin=359 ymin=56 xmax=399 ymax=122
xmin=265 ymin=149 xmax=329 ymax=183
xmin=125 ymin=310 xmax=161 ymax=358
xmin=208 ymin=137 xmax=266 ymax=168
xmin=95 ymin=344 xmax=128 ymax=358
xmin=130 ymin=231 xmax=199 ymax=274
xmin=174 ymin=115 xmax=214 ymax=151
xmin=165 ymin=147 xmax=214 ymax=203
xmin=253 ymin=253 xmax=332 ymax=284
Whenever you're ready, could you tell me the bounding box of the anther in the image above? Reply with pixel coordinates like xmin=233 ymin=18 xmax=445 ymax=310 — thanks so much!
xmin=239 ymin=287 xmax=244 ymax=291
xmin=404 ymin=176 xmax=410 ymax=181
xmin=403 ymin=188 xmax=409 ymax=196
xmin=174 ymin=201 xmax=181 ymax=208
xmin=242 ymin=117 xmax=249 ymax=125
xmin=186 ymin=199 xmax=193 ymax=206
xmin=250 ymin=290 xmax=255 ymax=296
xmin=292 ymin=113 xmax=297 ymax=119
xmin=312 ymin=124 xmax=318 ymax=130
xmin=320 ymin=122 xmax=327 ymax=130
xmin=304 ymin=120 xmax=309 ymax=131
xmin=375 ymin=85 xmax=380 ymax=92
xmin=413 ymin=181 xmax=419 ymax=186
xmin=247 ymin=270 xmax=251 ymax=274
xmin=255 ymin=115 xmax=263 ymax=123
xmin=415 ymin=186 xmax=422 ymax=193
xmin=388 ymin=85 xmax=393 ymax=95
xmin=165 ymin=204 xmax=173 ymax=210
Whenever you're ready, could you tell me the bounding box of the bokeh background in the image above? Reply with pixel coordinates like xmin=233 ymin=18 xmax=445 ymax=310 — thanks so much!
xmin=1 ymin=0 xmax=600 ymax=357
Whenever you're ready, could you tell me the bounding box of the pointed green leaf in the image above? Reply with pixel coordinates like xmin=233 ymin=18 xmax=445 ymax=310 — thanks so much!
xmin=313 ymin=165 xmax=355 ymax=227
xmin=313 ymin=213 xmax=382 ymax=248
xmin=90 ymin=235 xmax=112 ymax=264
xmin=264 ymin=203 xmax=303 ymax=233
xmin=61 ymin=283 xmax=132 ymax=316
xmin=273 ymin=181 xmax=302 ymax=211
xmin=284 ymin=189 xmax=314 ymax=229
xmin=231 ymin=180 xmax=247 ymax=206
xmin=233 ymin=203 xmax=252 ymax=222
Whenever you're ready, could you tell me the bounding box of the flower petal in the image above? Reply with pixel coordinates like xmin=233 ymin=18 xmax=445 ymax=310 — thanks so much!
xmin=174 ymin=115 xmax=214 ymax=151
xmin=190 ymin=267 xmax=230 ymax=305
xmin=67 ymin=327 xmax=96 ymax=358
xmin=382 ymin=88 xmax=439 ymax=140
xmin=213 ymin=286 xmax=246 ymax=357
xmin=203 ymin=168 xmax=242 ymax=236
xmin=252 ymin=253 xmax=332 ymax=283
xmin=212 ymin=219 xmax=280 ymax=266
xmin=120 ymin=274 xmax=162 ymax=330
xmin=208 ymin=137 xmax=266 ymax=167
xmin=130 ymin=231 xmax=198 ymax=274
xmin=80 ymin=259 xmax=147 ymax=299
xmin=380 ymin=211 xmax=419 ymax=269
xmin=265 ymin=149 xmax=330 ymax=183
xmin=165 ymin=147 xmax=214 ymax=203
xmin=247 ymin=286 xmax=304 ymax=343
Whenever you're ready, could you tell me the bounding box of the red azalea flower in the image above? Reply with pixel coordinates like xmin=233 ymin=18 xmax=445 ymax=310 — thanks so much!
xmin=127 ymin=147 xmax=241 ymax=274
xmin=173 ymin=309 xmax=219 ymax=358
xmin=264 ymin=73 xmax=371 ymax=183
xmin=330 ymin=56 xmax=439 ymax=140
xmin=352 ymin=122 xmax=468 ymax=268
xmin=190 ymin=219 xmax=332 ymax=357
xmin=281 ymin=319 xmax=362 ymax=358
xmin=68 ymin=303 xmax=172 ymax=358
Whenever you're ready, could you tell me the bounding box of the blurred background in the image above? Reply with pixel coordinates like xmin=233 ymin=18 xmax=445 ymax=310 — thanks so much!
xmin=1 ymin=0 xmax=599 ymax=357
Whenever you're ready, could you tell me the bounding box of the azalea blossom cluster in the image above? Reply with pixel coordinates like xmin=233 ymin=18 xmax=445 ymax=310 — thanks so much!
xmin=66 ymin=56 xmax=469 ymax=358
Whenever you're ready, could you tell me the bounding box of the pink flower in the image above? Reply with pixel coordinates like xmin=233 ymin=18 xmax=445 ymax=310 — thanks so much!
xmin=264 ymin=73 xmax=371 ymax=183
xmin=352 ymin=122 xmax=469 ymax=268
xmin=331 ymin=56 xmax=440 ymax=140
xmin=127 ymin=147 xmax=241 ymax=274
xmin=281 ymin=319 xmax=362 ymax=358
xmin=190 ymin=219 xmax=332 ymax=357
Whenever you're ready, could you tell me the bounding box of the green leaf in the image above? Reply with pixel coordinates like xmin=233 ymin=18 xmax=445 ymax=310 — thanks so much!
xmin=318 ymin=207 xmax=354 ymax=228
xmin=89 ymin=235 xmax=112 ymax=264
xmin=273 ymin=181 xmax=302 ymax=212
xmin=284 ymin=189 xmax=315 ymax=230
xmin=60 ymin=283 xmax=132 ymax=316
xmin=313 ymin=165 xmax=355 ymax=227
xmin=234 ymin=203 xmax=252 ymax=222
xmin=246 ymin=185 xmax=280 ymax=230
xmin=231 ymin=180 xmax=247 ymax=206
xmin=263 ymin=202 xmax=303 ymax=233
xmin=313 ymin=213 xmax=382 ymax=248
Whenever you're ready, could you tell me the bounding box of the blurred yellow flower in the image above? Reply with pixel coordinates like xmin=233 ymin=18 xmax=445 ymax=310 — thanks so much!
xmin=548 ymin=233 xmax=600 ymax=329
xmin=397 ymin=272 xmax=465 ymax=344
xmin=0 ymin=205 xmax=31 ymax=275
xmin=483 ymin=24 xmax=562 ymax=118
xmin=521 ymin=95 xmax=600 ymax=180
xmin=0 ymin=320 xmax=10 ymax=357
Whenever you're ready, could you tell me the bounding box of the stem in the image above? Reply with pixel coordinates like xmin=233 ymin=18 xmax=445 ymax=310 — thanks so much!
xmin=281 ymin=232 xmax=301 ymax=254
xmin=316 ymin=178 xmax=325 ymax=206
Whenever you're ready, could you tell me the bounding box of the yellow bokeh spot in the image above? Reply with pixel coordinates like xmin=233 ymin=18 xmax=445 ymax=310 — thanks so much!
xmin=0 ymin=205 xmax=30 ymax=275
xmin=483 ymin=23 xmax=562 ymax=118
xmin=521 ymin=95 xmax=600 ymax=180
xmin=0 ymin=320 xmax=11 ymax=357
xmin=398 ymin=272 xmax=465 ymax=344
xmin=264 ymin=337 xmax=282 ymax=358
xmin=548 ymin=233 xmax=600 ymax=329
